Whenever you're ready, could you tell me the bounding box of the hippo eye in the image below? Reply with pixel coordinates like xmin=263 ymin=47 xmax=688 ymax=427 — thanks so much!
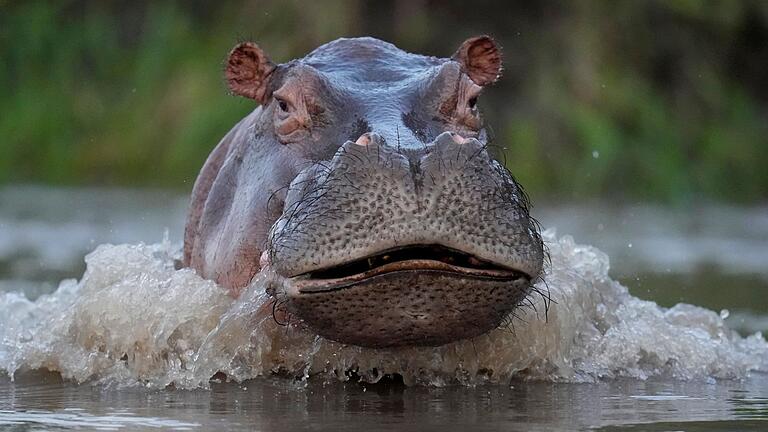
xmin=276 ymin=97 xmax=289 ymax=112
xmin=468 ymin=96 xmax=478 ymax=109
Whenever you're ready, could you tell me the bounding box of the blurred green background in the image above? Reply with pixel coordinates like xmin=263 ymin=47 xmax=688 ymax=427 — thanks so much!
xmin=1 ymin=0 xmax=767 ymax=203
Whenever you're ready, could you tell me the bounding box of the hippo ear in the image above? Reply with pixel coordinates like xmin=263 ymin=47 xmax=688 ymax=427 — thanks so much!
xmin=225 ymin=42 xmax=277 ymax=103
xmin=452 ymin=36 xmax=502 ymax=86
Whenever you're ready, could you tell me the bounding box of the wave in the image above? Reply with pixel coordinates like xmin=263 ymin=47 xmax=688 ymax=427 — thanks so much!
xmin=1 ymin=231 xmax=765 ymax=388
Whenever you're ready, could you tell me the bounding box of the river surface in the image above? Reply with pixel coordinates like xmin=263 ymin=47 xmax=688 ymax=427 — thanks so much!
xmin=1 ymin=185 xmax=767 ymax=431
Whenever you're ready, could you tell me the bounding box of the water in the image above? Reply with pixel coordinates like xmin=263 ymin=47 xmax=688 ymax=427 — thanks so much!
xmin=2 ymin=372 xmax=767 ymax=431
xmin=1 ymin=185 xmax=767 ymax=430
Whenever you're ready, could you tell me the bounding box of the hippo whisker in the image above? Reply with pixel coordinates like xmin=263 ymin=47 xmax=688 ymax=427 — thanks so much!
xmin=271 ymin=298 xmax=289 ymax=326
xmin=529 ymin=276 xmax=554 ymax=317
xmin=461 ymin=144 xmax=489 ymax=171
xmin=340 ymin=173 xmax=361 ymax=192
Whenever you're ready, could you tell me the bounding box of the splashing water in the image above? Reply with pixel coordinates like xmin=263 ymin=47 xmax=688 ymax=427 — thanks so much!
xmin=1 ymin=231 xmax=766 ymax=388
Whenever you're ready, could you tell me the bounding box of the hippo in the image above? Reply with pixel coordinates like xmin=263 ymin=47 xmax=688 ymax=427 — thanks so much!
xmin=183 ymin=36 xmax=544 ymax=348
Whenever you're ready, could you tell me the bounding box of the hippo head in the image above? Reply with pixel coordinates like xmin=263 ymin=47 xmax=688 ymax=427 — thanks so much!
xmin=184 ymin=37 xmax=544 ymax=348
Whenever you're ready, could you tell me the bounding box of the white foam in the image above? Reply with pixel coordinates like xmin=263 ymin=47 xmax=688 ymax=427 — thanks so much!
xmin=1 ymin=231 xmax=766 ymax=388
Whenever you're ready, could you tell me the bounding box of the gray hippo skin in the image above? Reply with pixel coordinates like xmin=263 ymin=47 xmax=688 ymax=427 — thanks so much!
xmin=183 ymin=36 xmax=544 ymax=348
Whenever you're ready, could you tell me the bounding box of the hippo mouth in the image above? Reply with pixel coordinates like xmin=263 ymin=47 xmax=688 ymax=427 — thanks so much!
xmin=290 ymin=244 xmax=530 ymax=293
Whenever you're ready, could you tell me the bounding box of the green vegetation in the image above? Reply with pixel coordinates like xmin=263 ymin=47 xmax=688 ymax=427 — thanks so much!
xmin=1 ymin=1 xmax=766 ymax=202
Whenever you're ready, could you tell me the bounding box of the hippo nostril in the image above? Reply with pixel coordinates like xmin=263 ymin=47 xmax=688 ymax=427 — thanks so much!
xmin=451 ymin=133 xmax=469 ymax=145
xmin=433 ymin=131 xmax=469 ymax=147
xmin=354 ymin=133 xmax=372 ymax=146
xmin=433 ymin=131 xmax=454 ymax=146
xmin=353 ymin=132 xmax=384 ymax=147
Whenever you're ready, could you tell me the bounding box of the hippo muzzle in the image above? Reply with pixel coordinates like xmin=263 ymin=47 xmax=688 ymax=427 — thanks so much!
xmin=184 ymin=36 xmax=544 ymax=348
xmin=265 ymin=132 xmax=542 ymax=347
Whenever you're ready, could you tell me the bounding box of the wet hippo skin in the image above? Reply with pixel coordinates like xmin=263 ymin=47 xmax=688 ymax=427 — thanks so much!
xmin=183 ymin=36 xmax=544 ymax=347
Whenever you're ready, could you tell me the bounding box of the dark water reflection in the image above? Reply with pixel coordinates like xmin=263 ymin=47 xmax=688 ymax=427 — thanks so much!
xmin=2 ymin=372 xmax=767 ymax=431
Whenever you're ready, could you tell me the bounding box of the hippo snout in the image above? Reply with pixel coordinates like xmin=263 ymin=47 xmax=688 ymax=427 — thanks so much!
xmin=265 ymin=132 xmax=543 ymax=347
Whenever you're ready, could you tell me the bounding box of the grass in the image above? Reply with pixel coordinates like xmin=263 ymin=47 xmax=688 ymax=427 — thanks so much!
xmin=1 ymin=1 xmax=766 ymax=203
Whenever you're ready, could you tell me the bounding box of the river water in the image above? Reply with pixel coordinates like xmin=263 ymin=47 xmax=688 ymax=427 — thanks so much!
xmin=1 ymin=185 xmax=767 ymax=431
